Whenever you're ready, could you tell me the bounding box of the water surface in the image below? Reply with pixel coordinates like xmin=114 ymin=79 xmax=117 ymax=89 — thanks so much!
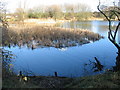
xmin=4 ymin=20 xmax=120 ymax=77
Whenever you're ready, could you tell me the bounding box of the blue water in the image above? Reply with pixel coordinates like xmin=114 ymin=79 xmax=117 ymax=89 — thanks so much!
xmin=4 ymin=20 xmax=120 ymax=77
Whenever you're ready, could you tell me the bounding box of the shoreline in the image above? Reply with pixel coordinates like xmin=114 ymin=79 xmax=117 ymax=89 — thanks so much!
xmin=3 ymin=71 xmax=120 ymax=88
xmin=8 ymin=17 xmax=104 ymax=27
xmin=24 ymin=18 xmax=104 ymax=23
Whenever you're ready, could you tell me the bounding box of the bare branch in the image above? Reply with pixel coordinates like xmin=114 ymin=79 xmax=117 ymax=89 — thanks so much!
xmin=97 ymin=0 xmax=120 ymax=50
xmin=97 ymin=1 xmax=114 ymax=39
xmin=113 ymin=22 xmax=120 ymax=40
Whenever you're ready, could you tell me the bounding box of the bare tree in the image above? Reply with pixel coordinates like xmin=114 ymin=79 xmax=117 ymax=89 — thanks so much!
xmin=46 ymin=5 xmax=62 ymax=20
xmin=64 ymin=4 xmax=74 ymax=13
xmin=0 ymin=1 xmax=10 ymax=48
xmin=0 ymin=1 xmax=8 ymax=28
xmin=15 ymin=0 xmax=27 ymax=24
xmin=97 ymin=0 xmax=120 ymax=71
xmin=75 ymin=3 xmax=91 ymax=12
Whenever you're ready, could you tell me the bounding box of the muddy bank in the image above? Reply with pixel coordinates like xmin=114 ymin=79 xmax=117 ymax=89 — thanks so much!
xmin=2 ymin=26 xmax=103 ymax=49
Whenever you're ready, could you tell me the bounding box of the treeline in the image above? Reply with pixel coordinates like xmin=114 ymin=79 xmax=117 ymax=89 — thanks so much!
xmin=26 ymin=4 xmax=92 ymax=21
xmin=2 ymin=1 xmax=118 ymax=23
xmin=13 ymin=3 xmax=100 ymax=21
xmin=14 ymin=3 xmax=120 ymax=22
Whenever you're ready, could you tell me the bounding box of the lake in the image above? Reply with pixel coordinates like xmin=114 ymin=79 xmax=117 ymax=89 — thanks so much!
xmin=4 ymin=20 xmax=120 ymax=77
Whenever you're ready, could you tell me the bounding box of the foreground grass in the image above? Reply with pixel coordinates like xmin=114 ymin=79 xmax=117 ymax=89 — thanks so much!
xmin=65 ymin=71 xmax=120 ymax=88
xmin=3 ymin=76 xmax=72 ymax=88
xmin=3 ymin=71 xmax=120 ymax=88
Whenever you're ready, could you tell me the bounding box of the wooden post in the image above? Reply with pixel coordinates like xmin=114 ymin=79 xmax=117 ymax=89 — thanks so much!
xmin=19 ymin=71 xmax=22 ymax=76
xmin=54 ymin=72 xmax=58 ymax=77
xmin=19 ymin=71 xmax=22 ymax=82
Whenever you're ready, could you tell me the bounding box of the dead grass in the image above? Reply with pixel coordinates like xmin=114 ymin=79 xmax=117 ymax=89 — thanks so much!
xmin=3 ymin=25 xmax=103 ymax=49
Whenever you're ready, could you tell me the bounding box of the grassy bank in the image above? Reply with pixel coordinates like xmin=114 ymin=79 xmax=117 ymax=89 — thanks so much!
xmin=65 ymin=71 xmax=120 ymax=88
xmin=3 ymin=71 xmax=120 ymax=88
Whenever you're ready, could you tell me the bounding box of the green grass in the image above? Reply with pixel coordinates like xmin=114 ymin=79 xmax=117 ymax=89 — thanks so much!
xmin=3 ymin=76 xmax=72 ymax=88
xmin=3 ymin=71 xmax=120 ymax=88
xmin=65 ymin=71 xmax=120 ymax=88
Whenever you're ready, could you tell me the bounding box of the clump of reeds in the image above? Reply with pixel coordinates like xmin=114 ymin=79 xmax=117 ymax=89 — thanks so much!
xmin=3 ymin=25 xmax=103 ymax=49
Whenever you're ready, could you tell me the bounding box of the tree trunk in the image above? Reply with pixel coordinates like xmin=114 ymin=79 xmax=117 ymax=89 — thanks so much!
xmin=115 ymin=48 xmax=120 ymax=71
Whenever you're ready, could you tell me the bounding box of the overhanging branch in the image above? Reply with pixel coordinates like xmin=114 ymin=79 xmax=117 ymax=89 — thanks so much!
xmin=97 ymin=0 xmax=120 ymax=50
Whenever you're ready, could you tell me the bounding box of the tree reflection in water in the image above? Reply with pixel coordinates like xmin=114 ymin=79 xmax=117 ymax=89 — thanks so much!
xmin=1 ymin=48 xmax=15 ymax=78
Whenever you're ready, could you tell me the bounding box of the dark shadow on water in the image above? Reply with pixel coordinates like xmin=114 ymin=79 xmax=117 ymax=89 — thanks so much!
xmin=84 ymin=57 xmax=104 ymax=74
xmin=1 ymin=48 xmax=16 ymax=78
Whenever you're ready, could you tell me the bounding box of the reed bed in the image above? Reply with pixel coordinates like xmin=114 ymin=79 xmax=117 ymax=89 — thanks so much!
xmin=3 ymin=25 xmax=103 ymax=49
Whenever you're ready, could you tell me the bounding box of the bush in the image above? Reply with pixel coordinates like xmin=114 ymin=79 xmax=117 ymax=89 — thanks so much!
xmin=28 ymin=13 xmax=40 ymax=18
xmin=76 ymin=12 xmax=92 ymax=21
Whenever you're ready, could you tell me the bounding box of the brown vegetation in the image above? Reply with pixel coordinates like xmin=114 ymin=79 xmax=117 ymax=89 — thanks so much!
xmin=3 ymin=25 xmax=103 ymax=49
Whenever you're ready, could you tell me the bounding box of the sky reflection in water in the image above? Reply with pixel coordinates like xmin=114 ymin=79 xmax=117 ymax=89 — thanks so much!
xmin=5 ymin=20 xmax=120 ymax=77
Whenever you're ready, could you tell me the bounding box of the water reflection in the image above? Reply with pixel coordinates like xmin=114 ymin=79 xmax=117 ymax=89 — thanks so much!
xmin=1 ymin=48 xmax=15 ymax=77
xmin=59 ymin=21 xmax=92 ymax=30
xmin=4 ymin=21 xmax=120 ymax=77
xmin=59 ymin=21 xmax=120 ymax=43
